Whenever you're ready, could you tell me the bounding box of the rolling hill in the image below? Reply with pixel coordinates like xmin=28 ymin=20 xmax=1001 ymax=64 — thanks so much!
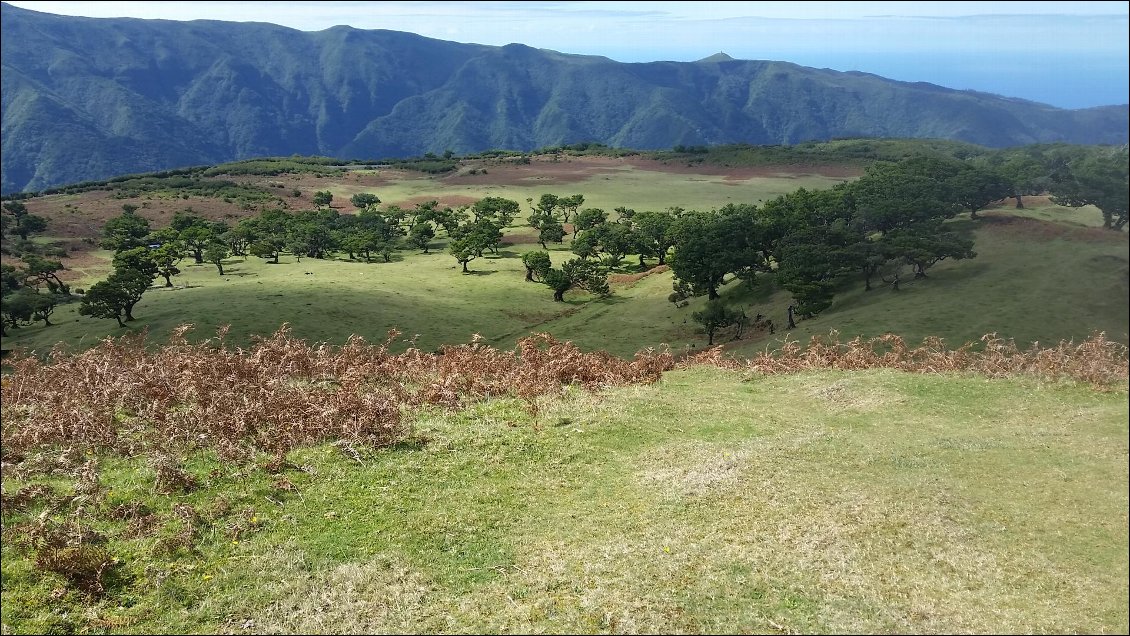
xmin=2 ymin=2 xmax=1127 ymax=194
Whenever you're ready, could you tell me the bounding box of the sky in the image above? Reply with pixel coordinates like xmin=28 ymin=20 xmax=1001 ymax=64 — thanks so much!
xmin=7 ymin=1 xmax=1129 ymax=108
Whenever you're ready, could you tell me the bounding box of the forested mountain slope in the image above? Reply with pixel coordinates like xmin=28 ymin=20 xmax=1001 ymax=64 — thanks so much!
xmin=2 ymin=2 xmax=1127 ymax=193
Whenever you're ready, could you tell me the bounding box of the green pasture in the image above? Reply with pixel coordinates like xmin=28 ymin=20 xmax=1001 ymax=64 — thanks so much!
xmin=2 ymin=171 xmax=1126 ymax=358
xmin=3 ymin=368 xmax=1126 ymax=633
xmin=329 ymin=161 xmax=848 ymax=214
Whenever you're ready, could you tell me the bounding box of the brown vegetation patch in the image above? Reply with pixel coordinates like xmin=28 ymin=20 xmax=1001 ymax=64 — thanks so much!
xmin=439 ymin=155 xmax=862 ymax=187
xmin=680 ymin=331 xmax=1129 ymax=390
xmin=17 ymin=189 xmax=259 ymax=241
xmin=442 ymin=155 xmax=635 ymax=186
xmin=977 ymin=214 xmax=1125 ymax=243
xmin=622 ymin=156 xmax=865 ymax=180
xmin=393 ymin=194 xmax=479 ymax=209
xmin=609 ymin=264 xmax=670 ymax=285
xmin=1 ymin=326 xmax=675 ymax=464
xmin=501 ymin=230 xmax=541 ymax=245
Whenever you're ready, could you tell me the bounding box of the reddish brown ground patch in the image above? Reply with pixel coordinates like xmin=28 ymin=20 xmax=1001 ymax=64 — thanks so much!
xmin=609 ymin=264 xmax=669 ymax=284
xmin=237 ymin=169 xmax=407 ymax=193
xmin=437 ymin=154 xmax=863 ymax=188
xmin=395 ymin=195 xmax=479 ymax=209
xmin=18 ymin=188 xmax=265 ymax=241
xmin=976 ymin=212 xmax=1124 ymax=243
xmin=502 ymin=230 xmax=541 ymax=245
xmin=619 ymin=157 xmax=863 ymax=180
xmin=440 ymin=155 xmax=637 ymax=187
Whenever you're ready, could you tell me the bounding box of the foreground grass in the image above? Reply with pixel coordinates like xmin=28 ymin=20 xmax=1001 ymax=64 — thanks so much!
xmin=3 ymin=368 xmax=1126 ymax=634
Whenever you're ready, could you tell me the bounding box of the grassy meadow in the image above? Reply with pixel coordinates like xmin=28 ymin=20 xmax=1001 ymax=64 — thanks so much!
xmin=2 ymin=367 xmax=1126 ymax=633
xmin=3 ymin=192 xmax=1126 ymax=359
xmin=2 ymin=153 xmax=1128 ymax=634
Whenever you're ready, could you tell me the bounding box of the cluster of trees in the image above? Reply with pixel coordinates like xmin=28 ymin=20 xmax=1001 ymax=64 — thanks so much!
xmin=521 ymin=250 xmax=610 ymax=301
xmin=1 ymin=201 xmax=72 ymax=335
xmin=662 ymin=146 xmax=1128 ymax=334
xmin=660 ymin=157 xmax=984 ymax=323
xmin=512 ymin=145 xmax=1125 ymax=337
xmin=1 ymin=256 xmax=70 ymax=335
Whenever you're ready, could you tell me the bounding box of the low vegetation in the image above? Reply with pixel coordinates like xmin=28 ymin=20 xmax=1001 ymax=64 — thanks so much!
xmin=1 ymin=327 xmax=1126 ymax=633
xmin=1 ymin=139 xmax=1127 ymax=633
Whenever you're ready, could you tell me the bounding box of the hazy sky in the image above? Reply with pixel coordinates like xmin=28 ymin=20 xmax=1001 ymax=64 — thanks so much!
xmin=8 ymin=1 xmax=1129 ymax=108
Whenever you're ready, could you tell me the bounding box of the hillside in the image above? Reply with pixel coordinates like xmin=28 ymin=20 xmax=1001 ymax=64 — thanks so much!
xmin=2 ymin=142 xmax=1127 ymax=634
xmin=2 ymin=2 xmax=1128 ymax=194
xmin=2 ymin=344 xmax=1127 ymax=632
xmin=2 ymin=147 xmax=1126 ymax=359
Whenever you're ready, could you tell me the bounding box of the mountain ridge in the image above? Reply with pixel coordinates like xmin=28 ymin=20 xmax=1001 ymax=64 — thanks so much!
xmin=2 ymin=2 xmax=1127 ymax=194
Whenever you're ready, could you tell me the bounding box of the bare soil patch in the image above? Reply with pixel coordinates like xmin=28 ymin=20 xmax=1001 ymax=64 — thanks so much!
xmin=609 ymin=264 xmax=669 ymax=285
xmin=978 ymin=213 xmax=1125 ymax=243
xmin=619 ymin=156 xmax=864 ymax=181
xmin=396 ymin=195 xmax=479 ymax=209
xmin=439 ymin=155 xmax=862 ymax=187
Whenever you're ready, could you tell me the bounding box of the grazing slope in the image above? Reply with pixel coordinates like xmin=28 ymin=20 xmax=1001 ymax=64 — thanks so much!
xmin=2 ymin=2 xmax=1127 ymax=193
xmin=2 ymin=154 xmax=1125 ymax=357
xmin=2 ymin=361 xmax=1126 ymax=633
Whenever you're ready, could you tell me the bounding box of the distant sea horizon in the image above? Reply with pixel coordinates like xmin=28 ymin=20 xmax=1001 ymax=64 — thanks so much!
xmin=619 ymin=50 xmax=1128 ymax=110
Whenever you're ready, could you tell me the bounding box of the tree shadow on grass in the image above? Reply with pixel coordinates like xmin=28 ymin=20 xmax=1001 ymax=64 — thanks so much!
xmin=462 ymin=270 xmax=496 ymax=276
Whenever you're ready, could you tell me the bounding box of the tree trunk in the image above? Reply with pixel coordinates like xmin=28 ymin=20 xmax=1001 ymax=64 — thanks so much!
xmin=216 ymin=263 xmax=224 ymax=276
xmin=707 ymin=287 xmax=719 ymax=300
xmin=462 ymin=260 xmax=469 ymax=273
xmin=638 ymin=254 xmax=646 ymax=268
xmin=863 ymin=269 xmax=873 ymax=291
xmin=525 ymin=268 xmax=534 ymax=281
xmin=553 ymin=288 xmax=565 ymax=302
xmin=1014 ymin=195 xmax=1024 ymax=209
xmin=707 ymin=329 xmax=715 ymax=345
xmin=115 ymin=314 xmax=125 ymax=328
xmin=970 ymin=208 xmax=979 ymax=219
xmin=163 ymin=274 xmax=173 ymax=288
xmin=193 ymin=249 xmax=203 ymax=264
xmin=125 ymin=304 xmax=135 ymax=321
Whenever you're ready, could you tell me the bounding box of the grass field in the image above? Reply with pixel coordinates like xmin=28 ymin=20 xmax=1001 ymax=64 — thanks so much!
xmin=3 ymin=156 xmax=1128 ymax=635
xmin=3 ymin=195 xmax=1126 ymax=359
xmin=2 ymin=367 xmax=1126 ymax=634
xmin=338 ymin=161 xmax=849 ymax=214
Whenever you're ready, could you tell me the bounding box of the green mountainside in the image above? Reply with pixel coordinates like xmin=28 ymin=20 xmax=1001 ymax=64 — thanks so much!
xmin=2 ymin=2 xmax=1128 ymax=194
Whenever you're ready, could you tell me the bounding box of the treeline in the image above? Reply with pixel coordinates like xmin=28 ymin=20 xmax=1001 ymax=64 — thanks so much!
xmin=1 ymin=200 xmax=73 ymax=335
xmin=657 ymin=144 xmax=1128 ymax=340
